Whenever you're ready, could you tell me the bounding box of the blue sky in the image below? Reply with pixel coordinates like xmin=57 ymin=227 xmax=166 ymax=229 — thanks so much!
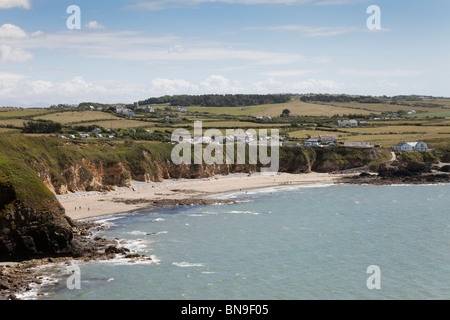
xmin=0 ymin=0 xmax=449 ymax=106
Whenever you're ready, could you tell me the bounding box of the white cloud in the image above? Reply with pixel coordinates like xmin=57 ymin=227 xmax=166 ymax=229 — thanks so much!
xmin=30 ymin=30 xmax=44 ymax=37
xmin=85 ymin=21 xmax=106 ymax=30
xmin=0 ymin=74 xmax=346 ymax=106
xmin=26 ymin=80 xmax=53 ymax=95
xmin=261 ymin=69 xmax=319 ymax=77
xmin=339 ymin=69 xmax=426 ymax=77
xmin=0 ymin=0 xmax=31 ymax=9
xmin=373 ymin=80 xmax=399 ymax=88
xmin=0 ymin=72 xmax=24 ymax=95
xmin=127 ymin=0 xmax=312 ymax=11
xmin=127 ymin=0 xmax=368 ymax=11
xmin=0 ymin=24 xmax=27 ymax=39
xmin=246 ymin=24 xmax=360 ymax=37
xmin=0 ymin=44 xmax=33 ymax=63
xmin=168 ymin=44 xmax=185 ymax=54
xmin=150 ymin=78 xmax=198 ymax=94
xmin=6 ymin=30 xmax=307 ymax=66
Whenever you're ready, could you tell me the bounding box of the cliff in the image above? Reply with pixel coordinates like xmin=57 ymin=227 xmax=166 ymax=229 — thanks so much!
xmin=0 ymin=154 xmax=75 ymax=261
xmin=0 ymin=135 xmax=392 ymax=261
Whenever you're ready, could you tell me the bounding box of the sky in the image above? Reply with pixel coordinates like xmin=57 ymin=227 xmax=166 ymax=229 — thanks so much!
xmin=0 ymin=0 xmax=449 ymax=107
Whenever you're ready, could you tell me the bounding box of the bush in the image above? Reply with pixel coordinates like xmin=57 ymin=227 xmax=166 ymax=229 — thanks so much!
xmin=22 ymin=120 xmax=62 ymax=134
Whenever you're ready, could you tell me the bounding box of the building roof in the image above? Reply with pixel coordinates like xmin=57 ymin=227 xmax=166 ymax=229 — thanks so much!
xmin=306 ymin=136 xmax=320 ymax=142
xmin=319 ymin=135 xmax=338 ymax=140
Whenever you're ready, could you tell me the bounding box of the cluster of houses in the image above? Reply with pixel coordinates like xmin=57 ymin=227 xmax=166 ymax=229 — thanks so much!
xmin=112 ymin=105 xmax=187 ymax=117
xmin=304 ymin=135 xmax=337 ymax=147
xmin=176 ymin=131 xmax=286 ymax=146
xmin=116 ymin=106 xmax=136 ymax=117
xmin=302 ymin=134 xmax=376 ymax=148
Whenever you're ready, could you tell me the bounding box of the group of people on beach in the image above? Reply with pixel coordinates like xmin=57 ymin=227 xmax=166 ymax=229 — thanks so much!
xmin=74 ymin=206 xmax=90 ymax=211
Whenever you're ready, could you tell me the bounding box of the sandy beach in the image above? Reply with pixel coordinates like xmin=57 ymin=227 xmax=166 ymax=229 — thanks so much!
xmin=60 ymin=172 xmax=348 ymax=220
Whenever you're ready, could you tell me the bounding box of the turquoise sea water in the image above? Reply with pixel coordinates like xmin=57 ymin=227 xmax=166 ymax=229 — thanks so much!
xmin=40 ymin=183 xmax=449 ymax=300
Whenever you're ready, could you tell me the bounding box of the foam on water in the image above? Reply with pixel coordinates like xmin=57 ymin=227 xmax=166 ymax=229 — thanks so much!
xmin=172 ymin=262 xmax=205 ymax=268
xmin=229 ymin=210 xmax=260 ymax=215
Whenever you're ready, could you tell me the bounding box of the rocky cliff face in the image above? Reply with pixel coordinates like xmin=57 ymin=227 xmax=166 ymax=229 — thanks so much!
xmin=38 ymin=158 xmax=252 ymax=195
xmin=0 ymin=157 xmax=77 ymax=261
xmin=0 ymin=200 xmax=75 ymax=261
xmin=31 ymin=146 xmax=390 ymax=196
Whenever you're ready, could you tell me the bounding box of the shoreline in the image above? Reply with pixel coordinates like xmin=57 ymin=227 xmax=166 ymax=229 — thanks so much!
xmin=3 ymin=171 xmax=449 ymax=300
xmin=60 ymin=172 xmax=349 ymax=221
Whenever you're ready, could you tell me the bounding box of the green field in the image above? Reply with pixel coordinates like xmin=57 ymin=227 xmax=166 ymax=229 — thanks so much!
xmin=186 ymin=99 xmax=377 ymax=117
xmin=0 ymin=108 xmax=52 ymax=119
xmin=34 ymin=111 xmax=121 ymax=124
xmin=409 ymin=111 xmax=450 ymax=119
xmin=313 ymin=101 xmax=450 ymax=114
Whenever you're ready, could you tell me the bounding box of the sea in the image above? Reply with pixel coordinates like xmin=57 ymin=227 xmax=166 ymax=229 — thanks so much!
xmin=33 ymin=183 xmax=449 ymax=300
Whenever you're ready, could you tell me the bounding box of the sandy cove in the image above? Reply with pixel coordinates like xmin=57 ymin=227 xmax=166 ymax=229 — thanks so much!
xmin=60 ymin=172 xmax=349 ymax=221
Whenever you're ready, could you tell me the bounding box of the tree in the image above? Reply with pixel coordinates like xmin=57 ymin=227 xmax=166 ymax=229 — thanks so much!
xmin=281 ymin=109 xmax=291 ymax=117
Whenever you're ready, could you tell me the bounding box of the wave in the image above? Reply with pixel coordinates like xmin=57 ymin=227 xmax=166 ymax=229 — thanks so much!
xmin=16 ymin=275 xmax=59 ymax=300
xmin=126 ymin=230 xmax=168 ymax=236
xmin=97 ymin=255 xmax=159 ymax=266
xmin=127 ymin=230 xmax=148 ymax=236
xmin=213 ymin=183 xmax=337 ymax=199
xmin=229 ymin=210 xmax=260 ymax=215
xmin=116 ymin=238 xmax=151 ymax=253
xmin=152 ymin=218 xmax=165 ymax=222
xmin=172 ymin=262 xmax=205 ymax=268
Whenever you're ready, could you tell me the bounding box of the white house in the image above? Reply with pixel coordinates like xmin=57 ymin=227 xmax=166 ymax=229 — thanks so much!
xmin=257 ymin=116 xmax=273 ymax=121
xmin=121 ymin=109 xmax=135 ymax=117
xmin=116 ymin=106 xmax=125 ymax=114
xmin=337 ymin=120 xmax=358 ymax=127
xmin=143 ymin=106 xmax=155 ymax=113
xmin=394 ymin=141 xmax=428 ymax=152
xmin=304 ymin=136 xmax=320 ymax=147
